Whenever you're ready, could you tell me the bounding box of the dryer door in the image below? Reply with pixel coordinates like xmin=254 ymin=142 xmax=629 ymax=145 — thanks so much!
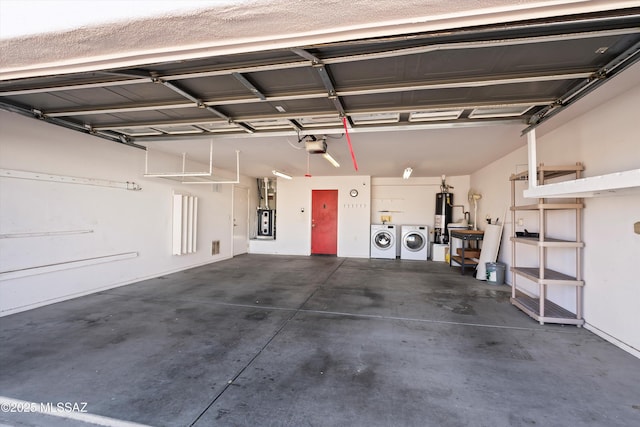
xmin=373 ymin=231 xmax=394 ymax=250
xmin=404 ymin=232 xmax=426 ymax=252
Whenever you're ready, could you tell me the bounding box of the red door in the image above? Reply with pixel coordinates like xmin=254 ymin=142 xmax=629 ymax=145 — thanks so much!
xmin=311 ymin=190 xmax=338 ymax=255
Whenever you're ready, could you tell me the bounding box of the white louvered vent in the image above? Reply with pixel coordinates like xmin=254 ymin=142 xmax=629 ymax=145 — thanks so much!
xmin=172 ymin=193 xmax=198 ymax=255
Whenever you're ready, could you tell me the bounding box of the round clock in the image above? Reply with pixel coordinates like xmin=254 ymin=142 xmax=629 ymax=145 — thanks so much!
xmin=349 ymin=189 xmax=358 ymax=197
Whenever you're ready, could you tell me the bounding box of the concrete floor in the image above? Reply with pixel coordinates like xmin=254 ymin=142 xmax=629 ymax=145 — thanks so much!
xmin=1 ymin=255 xmax=639 ymax=427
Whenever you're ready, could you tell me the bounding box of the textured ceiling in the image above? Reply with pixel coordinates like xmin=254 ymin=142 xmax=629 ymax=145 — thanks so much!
xmin=3 ymin=0 xmax=638 ymax=74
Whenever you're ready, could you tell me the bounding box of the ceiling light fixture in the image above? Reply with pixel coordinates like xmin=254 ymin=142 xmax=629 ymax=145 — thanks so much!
xmin=322 ymin=152 xmax=340 ymax=168
xmin=272 ymin=170 xmax=292 ymax=180
xmin=403 ymin=167 xmax=413 ymax=179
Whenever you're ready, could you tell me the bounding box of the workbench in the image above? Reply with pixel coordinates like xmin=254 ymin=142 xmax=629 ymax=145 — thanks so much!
xmin=449 ymin=230 xmax=484 ymax=275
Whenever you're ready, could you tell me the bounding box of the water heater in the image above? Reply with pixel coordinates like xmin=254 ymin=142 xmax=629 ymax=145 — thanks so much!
xmin=434 ymin=193 xmax=452 ymax=243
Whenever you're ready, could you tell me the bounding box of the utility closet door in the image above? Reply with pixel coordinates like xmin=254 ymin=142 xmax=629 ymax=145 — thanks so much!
xmin=233 ymin=186 xmax=249 ymax=256
xmin=311 ymin=190 xmax=338 ymax=255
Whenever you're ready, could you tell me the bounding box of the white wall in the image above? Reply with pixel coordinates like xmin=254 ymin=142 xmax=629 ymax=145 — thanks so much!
xmin=0 ymin=111 xmax=240 ymax=315
xmin=250 ymin=175 xmax=371 ymax=257
xmin=471 ymin=84 xmax=640 ymax=356
xmin=249 ymin=175 xmax=471 ymax=257
xmin=371 ymin=175 xmax=471 ymax=232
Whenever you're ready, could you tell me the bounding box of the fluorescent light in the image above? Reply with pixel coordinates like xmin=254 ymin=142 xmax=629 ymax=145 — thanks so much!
xmin=322 ymin=152 xmax=340 ymax=168
xmin=403 ymin=167 xmax=413 ymax=179
xmin=272 ymin=170 xmax=292 ymax=180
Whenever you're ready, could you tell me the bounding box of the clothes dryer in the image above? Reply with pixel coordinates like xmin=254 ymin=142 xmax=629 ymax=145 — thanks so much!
xmin=370 ymin=224 xmax=398 ymax=259
xmin=401 ymin=225 xmax=429 ymax=260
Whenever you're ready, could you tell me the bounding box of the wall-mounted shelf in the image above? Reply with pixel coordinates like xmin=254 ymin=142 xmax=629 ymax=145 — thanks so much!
xmin=0 ymin=168 xmax=141 ymax=190
xmin=523 ymin=168 xmax=640 ymax=198
xmin=522 ymin=129 xmax=640 ymax=198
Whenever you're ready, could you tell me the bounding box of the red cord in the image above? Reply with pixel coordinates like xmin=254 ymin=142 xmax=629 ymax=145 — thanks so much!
xmin=342 ymin=116 xmax=359 ymax=171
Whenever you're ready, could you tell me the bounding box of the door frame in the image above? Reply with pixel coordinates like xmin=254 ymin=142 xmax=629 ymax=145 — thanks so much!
xmin=232 ymin=185 xmax=250 ymax=256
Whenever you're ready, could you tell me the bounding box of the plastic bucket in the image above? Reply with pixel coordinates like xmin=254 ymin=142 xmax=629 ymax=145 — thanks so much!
xmin=485 ymin=262 xmax=506 ymax=285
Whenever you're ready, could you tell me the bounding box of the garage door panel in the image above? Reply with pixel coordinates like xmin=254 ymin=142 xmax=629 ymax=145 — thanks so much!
xmin=6 ymin=83 xmax=183 ymax=112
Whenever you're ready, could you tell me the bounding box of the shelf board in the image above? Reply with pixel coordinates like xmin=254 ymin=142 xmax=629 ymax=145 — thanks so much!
xmin=511 ymin=292 xmax=584 ymax=325
xmin=511 ymin=203 xmax=583 ymax=210
xmin=511 ymin=237 xmax=584 ymax=247
xmin=456 ymin=248 xmax=480 ymax=257
xmin=511 ymin=267 xmax=584 ymax=285
xmin=510 ymin=164 xmax=584 ymax=182
xmin=450 ymin=255 xmax=478 ymax=266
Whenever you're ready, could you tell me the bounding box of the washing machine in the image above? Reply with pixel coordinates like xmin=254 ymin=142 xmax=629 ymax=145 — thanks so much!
xmin=401 ymin=225 xmax=429 ymax=260
xmin=370 ymin=224 xmax=398 ymax=259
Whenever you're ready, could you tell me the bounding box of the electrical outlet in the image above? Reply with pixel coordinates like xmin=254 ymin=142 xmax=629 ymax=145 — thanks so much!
xmin=517 ymin=218 xmax=524 ymax=226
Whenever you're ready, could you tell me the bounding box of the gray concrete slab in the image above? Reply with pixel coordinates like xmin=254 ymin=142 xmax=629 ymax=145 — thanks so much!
xmin=306 ymin=258 xmax=532 ymax=327
xmin=195 ymin=312 xmax=639 ymax=427
xmin=0 ymin=293 xmax=296 ymax=426
xmin=106 ymin=255 xmax=342 ymax=309
xmin=1 ymin=255 xmax=638 ymax=427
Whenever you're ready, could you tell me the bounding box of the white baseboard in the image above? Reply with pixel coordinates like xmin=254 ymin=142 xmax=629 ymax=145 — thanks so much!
xmin=584 ymin=322 xmax=639 ymax=359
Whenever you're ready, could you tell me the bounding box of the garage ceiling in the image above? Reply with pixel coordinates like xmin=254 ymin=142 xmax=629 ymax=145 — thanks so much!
xmin=1 ymin=4 xmax=639 ymax=178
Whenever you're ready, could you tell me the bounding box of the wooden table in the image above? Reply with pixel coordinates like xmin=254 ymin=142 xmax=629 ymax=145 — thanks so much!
xmin=449 ymin=230 xmax=484 ymax=275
